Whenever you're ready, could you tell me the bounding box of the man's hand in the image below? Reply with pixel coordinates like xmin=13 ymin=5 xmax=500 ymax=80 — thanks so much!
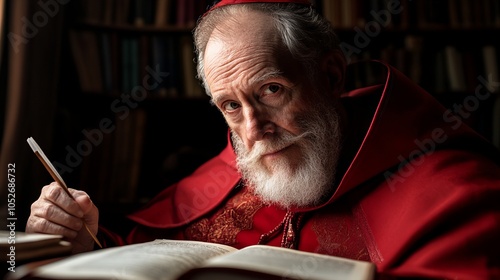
xmin=26 ymin=182 xmax=99 ymax=254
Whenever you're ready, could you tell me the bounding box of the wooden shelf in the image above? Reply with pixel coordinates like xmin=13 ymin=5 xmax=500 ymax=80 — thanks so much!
xmin=73 ymin=21 xmax=195 ymax=34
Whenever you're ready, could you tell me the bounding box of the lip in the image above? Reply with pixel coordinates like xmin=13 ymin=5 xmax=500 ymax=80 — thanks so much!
xmin=262 ymin=145 xmax=291 ymax=158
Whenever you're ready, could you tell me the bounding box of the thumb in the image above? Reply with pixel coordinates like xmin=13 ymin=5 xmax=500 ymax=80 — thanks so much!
xmin=69 ymin=190 xmax=100 ymax=253
xmin=72 ymin=191 xmax=99 ymax=226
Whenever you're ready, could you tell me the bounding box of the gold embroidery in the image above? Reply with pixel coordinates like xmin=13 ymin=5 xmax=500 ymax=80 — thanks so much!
xmin=185 ymin=187 xmax=264 ymax=246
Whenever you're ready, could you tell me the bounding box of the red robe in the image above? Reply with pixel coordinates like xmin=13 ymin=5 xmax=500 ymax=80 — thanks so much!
xmin=99 ymin=61 xmax=500 ymax=279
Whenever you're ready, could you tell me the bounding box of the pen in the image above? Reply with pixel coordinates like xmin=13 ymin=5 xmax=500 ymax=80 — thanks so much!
xmin=27 ymin=137 xmax=103 ymax=249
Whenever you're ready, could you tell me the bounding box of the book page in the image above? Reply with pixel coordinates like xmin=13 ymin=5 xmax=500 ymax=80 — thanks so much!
xmin=33 ymin=239 xmax=237 ymax=280
xmin=199 ymin=245 xmax=375 ymax=280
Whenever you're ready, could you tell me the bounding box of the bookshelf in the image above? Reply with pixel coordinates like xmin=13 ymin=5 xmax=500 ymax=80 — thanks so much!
xmin=56 ymin=0 xmax=227 ymax=223
xmin=54 ymin=0 xmax=500 ymax=227
xmin=320 ymin=0 xmax=500 ymax=142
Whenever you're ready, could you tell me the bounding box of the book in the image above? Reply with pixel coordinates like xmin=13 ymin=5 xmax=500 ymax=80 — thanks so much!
xmin=404 ymin=35 xmax=423 ymax=85
xmin=151 ymin=35 xmax=169 ymax=96
xmin=100 ymin=33 xmax=113 ymax=92
xmin=102 ymin=0 xmax=115 ymax=24
xmin=121 ymin=36 xmax=132 ymax=92
xmin=114 ymin=0 xmax=131 ymax=24
xmin=29 ymin=239 xmax=375 ymax=280
xmin=482 ymin=45 xmax=499 ymax=93
xmin=444 ymin=45 xmax=467 ymax=92
xmin=1 ymin=231 xmax=71 ymax=264
xmin=80 ymin=0 xmax=103 ymax=24
xmin=340 ymin=0 xmax=353 ymax=28
xmin=448 ymin=0 xmax=460 ymax=28
xmin=155 ymin=0 xmax=172 ymax=26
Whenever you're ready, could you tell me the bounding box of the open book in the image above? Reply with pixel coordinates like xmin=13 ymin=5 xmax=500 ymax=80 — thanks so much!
xmin=29 ymin=239 xmax=375 ymax=280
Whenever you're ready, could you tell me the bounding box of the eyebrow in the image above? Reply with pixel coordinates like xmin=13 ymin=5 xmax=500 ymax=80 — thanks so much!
xmin=210 ymin=94 xmax=227 ymax=107
xmin=250 ymin=68 xmax=284 ymax=85
xmin=210 ymin=68 xmax=285 ymax=106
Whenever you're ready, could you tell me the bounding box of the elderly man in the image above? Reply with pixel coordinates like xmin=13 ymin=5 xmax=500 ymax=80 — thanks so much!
xmin=27 ymin=0 xmax=500 ymax=279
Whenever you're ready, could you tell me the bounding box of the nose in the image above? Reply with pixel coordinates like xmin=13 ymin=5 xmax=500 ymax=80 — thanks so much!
xmin=243 ymin=105 xmax=275 ymax=143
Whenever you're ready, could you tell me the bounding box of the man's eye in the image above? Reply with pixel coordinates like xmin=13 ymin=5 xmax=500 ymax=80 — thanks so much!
xmin=264 ymin=84 xmax=281 ymax=95
xmin=223 ymin=101 xmax=240 ymax=111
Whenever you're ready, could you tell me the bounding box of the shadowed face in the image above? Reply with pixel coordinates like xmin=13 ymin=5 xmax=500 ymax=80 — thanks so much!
xmin=204 ymin=10 xmax=343 ymax=208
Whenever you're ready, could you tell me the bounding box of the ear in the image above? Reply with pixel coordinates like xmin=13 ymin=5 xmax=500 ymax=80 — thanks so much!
xmin=321 ymin=50 xmax=347 ymax=97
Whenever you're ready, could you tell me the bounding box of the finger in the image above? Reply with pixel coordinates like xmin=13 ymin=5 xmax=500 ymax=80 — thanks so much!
xmin=41 ymin=183 xmax=84 ymax=218
xmin=26 ymin=215 xmax=80 ymax=240
xmin=30 ymin=199 xmax=84 ymax=232
xmin=70 ymin=189 xmax=95 ymax=214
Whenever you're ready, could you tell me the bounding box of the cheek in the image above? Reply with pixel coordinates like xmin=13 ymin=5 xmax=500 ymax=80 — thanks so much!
xmin=274 ymin=105 xmax=310 ymax=135
xmin=227 ymin=122 xmax=245 ymax=142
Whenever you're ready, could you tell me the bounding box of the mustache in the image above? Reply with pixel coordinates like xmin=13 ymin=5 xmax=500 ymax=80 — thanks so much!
xmin=234 ymin=130 xmax=314 ymax=163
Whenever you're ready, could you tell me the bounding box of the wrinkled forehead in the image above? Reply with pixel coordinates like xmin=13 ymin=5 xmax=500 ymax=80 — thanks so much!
xmin=203 ymin=9 xmax=281 ymax=77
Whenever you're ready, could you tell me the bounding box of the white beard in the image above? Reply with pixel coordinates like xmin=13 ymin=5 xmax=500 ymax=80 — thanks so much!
xmin=232 ymin=102 xmax=342 ymax=209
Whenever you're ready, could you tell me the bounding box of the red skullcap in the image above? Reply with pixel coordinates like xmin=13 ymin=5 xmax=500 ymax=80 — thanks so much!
xmin=204 ymin=0 xmax=312 ymax=17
